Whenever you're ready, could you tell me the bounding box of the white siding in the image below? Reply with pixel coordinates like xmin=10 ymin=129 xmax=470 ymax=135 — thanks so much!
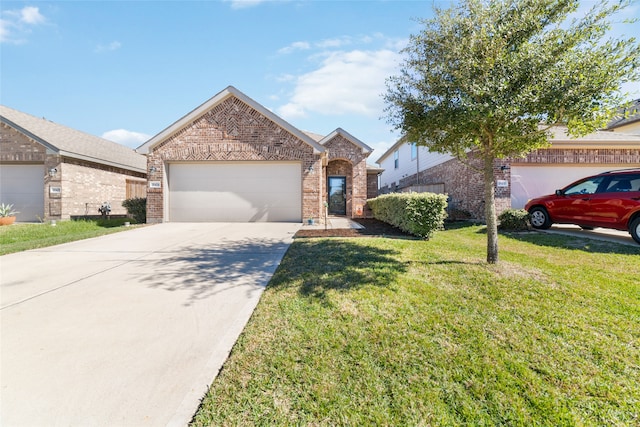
xmin=378 ymin=143 xmax=453 ymax=189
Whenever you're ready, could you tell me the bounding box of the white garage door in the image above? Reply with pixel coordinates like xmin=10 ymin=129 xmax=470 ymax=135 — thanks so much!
xmin=168 ymin=162 xmax=302 ymax=222
xmin=0 ymin=164 xmax=44 ymax=222
xmin=511 ymin=165 xmax=624 ymax=209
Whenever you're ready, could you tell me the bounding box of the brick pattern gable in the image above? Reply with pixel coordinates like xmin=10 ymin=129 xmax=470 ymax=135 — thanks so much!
xmin=154 ymin=97 xmax=314 ymax=161
xmin=0 ymin=123 xmax=46 ymax=162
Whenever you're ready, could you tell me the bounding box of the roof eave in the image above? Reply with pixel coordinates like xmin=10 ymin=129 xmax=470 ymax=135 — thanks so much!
xmin=139 ymin=86 xmax=325 ymax=154
xmin=320 ymin=128 xmax=373 ymax=154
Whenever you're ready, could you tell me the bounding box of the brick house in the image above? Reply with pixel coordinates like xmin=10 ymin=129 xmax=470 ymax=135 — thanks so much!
xmin=137 ymin=86 xmax=377 ymax=223
xmin=0 ymin=106 xmax=147 ymax=222
xmin=377 ymin=127 xmax=640 ymax=220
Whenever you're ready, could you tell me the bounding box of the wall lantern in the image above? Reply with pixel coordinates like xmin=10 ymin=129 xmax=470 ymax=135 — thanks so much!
xmin=48 ymin=167 xmax=57 ymax=177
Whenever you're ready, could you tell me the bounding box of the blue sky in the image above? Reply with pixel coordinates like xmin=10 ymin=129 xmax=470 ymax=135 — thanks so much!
xmin=1 ymin=0 xmax=639 ymax=160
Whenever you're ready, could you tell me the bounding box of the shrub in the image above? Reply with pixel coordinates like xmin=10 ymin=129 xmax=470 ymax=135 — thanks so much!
xmin=122 ymin=197 xmax=146 ymax=224
xmin=498 ymin=209 xmax=531 ymax=231
xmin=367 ymin=193 xmax=448 ymax=239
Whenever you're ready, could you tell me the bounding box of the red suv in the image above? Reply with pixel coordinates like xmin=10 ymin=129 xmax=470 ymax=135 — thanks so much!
xmin=524 ymin=169 xmax=640 ymax=244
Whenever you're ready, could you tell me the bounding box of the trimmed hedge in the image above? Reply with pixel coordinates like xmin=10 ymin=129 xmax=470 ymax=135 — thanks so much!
xmin=122 ymin=197 xmax=147 ymax=224
xmin=498 ymin=209 xmax=531 ymax=231
xmin=367 ymin=193 xmax=448 ymax=239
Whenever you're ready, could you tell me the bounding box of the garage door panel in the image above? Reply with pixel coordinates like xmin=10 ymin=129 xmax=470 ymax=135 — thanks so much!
xmin=0 ymin=165 xmax=44 ymax=222
xmin=168 ymin=162 xmax=301 ymax=222
xmin=511 ymin=166 xmax=624 ymax=209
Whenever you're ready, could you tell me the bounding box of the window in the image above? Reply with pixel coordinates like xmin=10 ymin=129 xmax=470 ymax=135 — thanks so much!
xmin=394 ymin=150 xmax=399 ymax=169
xmin=564 ymin=177 xmax=605 ymax=195
xmin=603 ymin=174 xmax=640 ymax=192
xmin=411 ymin=143 xmax=417 ymax=160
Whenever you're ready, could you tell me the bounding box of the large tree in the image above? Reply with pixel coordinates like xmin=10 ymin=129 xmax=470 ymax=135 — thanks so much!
xmin=384 ymin=0 xmax=639 ymax=263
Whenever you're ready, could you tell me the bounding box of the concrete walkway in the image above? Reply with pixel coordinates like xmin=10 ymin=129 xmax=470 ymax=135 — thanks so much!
xmin=301 ymin=216 xmax=364 ymax=230
xmin=0 ymin=222 xmax=300 ymax=426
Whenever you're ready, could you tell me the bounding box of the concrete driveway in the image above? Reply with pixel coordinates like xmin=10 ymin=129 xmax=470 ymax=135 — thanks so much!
xmin=0 ymin=222 xmax=300 ymax=426
xmin=543 ymin=224 xmax=639 ymax=248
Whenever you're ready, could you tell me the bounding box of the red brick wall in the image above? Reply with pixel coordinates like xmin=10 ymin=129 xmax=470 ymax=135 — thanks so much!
xmin=147 ymin=96 xmax=322 ymax=223
xmin=322 ymin=134 xmax=369 ymax=218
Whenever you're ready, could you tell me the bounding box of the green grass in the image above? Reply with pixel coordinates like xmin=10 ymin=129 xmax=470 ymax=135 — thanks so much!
xmin=0 ymin=218 xmax=137 ymax=255
xmin=191 ymin=224 xmax=640 ymax=426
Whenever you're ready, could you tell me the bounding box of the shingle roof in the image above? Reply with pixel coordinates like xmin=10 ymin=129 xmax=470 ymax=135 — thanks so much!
xmin=607 ymin=99 xmax=640 ymax=130
xmin=548 ymin=126 xmax=640 ymax=144
xmin=0 ymin=105 xmax=146 ymax=173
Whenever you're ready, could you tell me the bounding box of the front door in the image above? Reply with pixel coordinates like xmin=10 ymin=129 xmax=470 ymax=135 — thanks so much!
xmin=328 ymin=176 xmax=347 ymax=215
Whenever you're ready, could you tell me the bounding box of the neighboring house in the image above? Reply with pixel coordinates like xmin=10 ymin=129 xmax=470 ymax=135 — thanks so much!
xmin=607 ymin=99 xmax=640 ymax=134
xmin=0 ymin=106 xmax=147 ymax=222
xmin=377 ymin=127 xmax=640 ymax=219
xmin=137 ymin=86 xmax=377 ymax=223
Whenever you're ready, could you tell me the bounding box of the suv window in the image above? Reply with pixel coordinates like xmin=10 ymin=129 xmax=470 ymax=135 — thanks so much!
xmin=565 ymin=177 xmax=605 ymax=195
xmin=602 ymin=174 xmax=640 ymax=193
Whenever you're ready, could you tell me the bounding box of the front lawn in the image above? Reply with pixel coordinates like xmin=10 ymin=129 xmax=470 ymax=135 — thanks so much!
xmin=192 ymin=224 xmax=639 ymax=426
xmin=0 ymin=218 xmax=137 ymax=255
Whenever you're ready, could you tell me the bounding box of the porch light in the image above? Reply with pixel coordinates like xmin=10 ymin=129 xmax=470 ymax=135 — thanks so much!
xmin=48 ymin=168 xmax=57 ymax=177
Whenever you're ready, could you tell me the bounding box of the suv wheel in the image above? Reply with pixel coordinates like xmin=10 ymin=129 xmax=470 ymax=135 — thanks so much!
xmin=630 ymin=217 xmax=640 ymax=245
xmin=529 ymin=207 xmax=552 ymax=229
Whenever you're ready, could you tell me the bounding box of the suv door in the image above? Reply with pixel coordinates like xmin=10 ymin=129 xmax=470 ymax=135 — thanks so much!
xmin=552 ymin=176 xmax=607 ymax=223
xmin=586 ymin=174 xmax=640 ymax=229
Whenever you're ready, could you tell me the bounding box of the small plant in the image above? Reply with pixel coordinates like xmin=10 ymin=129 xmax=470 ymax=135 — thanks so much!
xmin=122 ymin=197 xmax=146 ymax=224
xmin=0 ymin=203 xmax=18 ymax=217
xmin=498 ymin=209 xmax=531 ymax=231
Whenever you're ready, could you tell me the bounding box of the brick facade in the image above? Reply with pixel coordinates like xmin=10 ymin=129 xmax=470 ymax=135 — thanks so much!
xmin=1 ymin=122 xmax=146 ymax=221
xmin=146 ymin=96 xmax=323 ymax=223
xmin=515 ymin=148 xmax=640 ymax=164
xmin=322 ymin=134 xmax=370 ymax=218
xmin=380 ymin=147 xmax=640 ymax=220
xmin=380 ymin=153 xmax=510 ymax=220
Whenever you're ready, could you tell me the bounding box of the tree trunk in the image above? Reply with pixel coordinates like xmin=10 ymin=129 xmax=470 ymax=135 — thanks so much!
xmin=484 ymin=155 xmax=499 ymax=264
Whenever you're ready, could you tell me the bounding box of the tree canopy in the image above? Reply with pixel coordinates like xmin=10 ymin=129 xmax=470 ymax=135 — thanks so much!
xmin=385 ymin=0 xmax=639 ymax=263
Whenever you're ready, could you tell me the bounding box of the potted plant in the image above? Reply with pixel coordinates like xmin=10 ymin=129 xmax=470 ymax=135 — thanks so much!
xmin=0 ymin=203 xmax=18 ymax=226
xmin=307 ymin=217 xmax=315 ymax=225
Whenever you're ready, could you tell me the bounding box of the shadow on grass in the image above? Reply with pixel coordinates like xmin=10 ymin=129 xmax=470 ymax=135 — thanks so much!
xmin=502 ymin=231 xmax=640 ymax=255
xmin=136 ymin=237 xmax=292 ymax=306
xmin=269 ymin=239 xmax=408 ymax=301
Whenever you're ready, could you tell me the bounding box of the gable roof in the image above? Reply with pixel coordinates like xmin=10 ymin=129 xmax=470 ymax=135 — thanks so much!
xmin=607 ymin=99 xmax=640 ymax=130
xmin=0 ymin=105 xmax=146 ymax=173
xmin=137 ymin=86 xmax=324 ymax=154
xmin=319 ymin=128 xmax=373 ymax=154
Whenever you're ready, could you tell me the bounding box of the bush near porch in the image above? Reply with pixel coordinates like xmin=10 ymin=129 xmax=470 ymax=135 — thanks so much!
xmin=367 ymin=192 xmax=448 ymax=238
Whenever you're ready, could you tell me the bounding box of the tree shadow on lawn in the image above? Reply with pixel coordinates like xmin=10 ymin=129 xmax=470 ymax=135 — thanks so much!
xmin=135 ymin=237 xmax=293 ymax=306
xmin=268 ymin=239 xmax=408 ymax=301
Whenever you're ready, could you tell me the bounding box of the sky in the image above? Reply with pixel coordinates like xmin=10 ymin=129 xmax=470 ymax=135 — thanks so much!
xmin=1 ymin=0 xmax=639 ymax=162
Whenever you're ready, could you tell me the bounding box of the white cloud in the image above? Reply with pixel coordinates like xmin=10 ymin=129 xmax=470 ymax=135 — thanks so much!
xmin=277 ymin=41 xmax=310 ymax=55
xmin=95 ymin=41 xmax=122 ymax=53
xmin=20 ymin=6 xmax=45 ymax=25
xmin=277 ymin=49 xmax=401 ymax=119
xmin=226 ymin=0 xmax=267 ymax=10
xmin=1 ymin=6 xmax=46 ymax=44
xmin=102 ymin=129 xmax=151 ymax=148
